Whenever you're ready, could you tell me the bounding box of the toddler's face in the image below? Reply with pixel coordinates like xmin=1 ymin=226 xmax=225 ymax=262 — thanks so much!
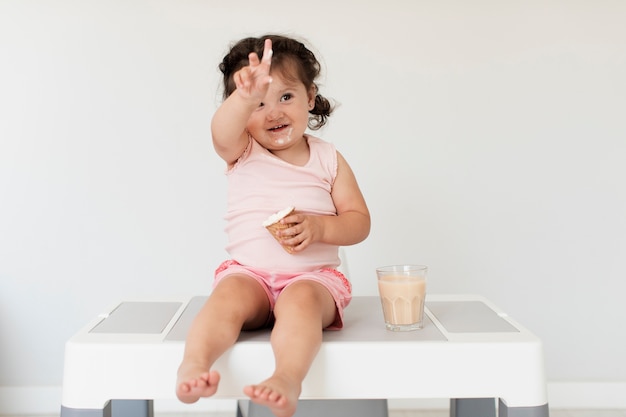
xmin=246 ymin=70 xmax=314 ymax=152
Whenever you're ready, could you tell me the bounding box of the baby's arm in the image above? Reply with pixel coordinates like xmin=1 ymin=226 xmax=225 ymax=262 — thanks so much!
xmin=279 ymin=152 xmax=370 ymax=250
xmin=211 ymin=39 xmax=273 ymax=166
xmin=321 ymin=151 xmax=371 ymax=245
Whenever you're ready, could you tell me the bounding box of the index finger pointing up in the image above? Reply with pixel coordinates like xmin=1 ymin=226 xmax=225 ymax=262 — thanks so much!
xmin=261 ymin=38 xmax=273 ymax=65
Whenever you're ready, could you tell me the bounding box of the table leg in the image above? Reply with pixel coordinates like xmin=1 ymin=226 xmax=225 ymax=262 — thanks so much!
xmin=497 ymin=399 xmax=549 ymax=417
xmin=238 ymin=399 xmax=388 ymax=417
xmin=60 ymin=400 xmax=153 ymax=417
xmin=450 ymin=398 xmax=496 ymax=417
xmin=111 ymin=400 xmax=153 ymax=417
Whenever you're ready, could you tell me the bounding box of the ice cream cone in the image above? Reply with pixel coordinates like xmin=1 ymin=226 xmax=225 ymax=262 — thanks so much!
xmin=263 ymin=206 xmax=296 ymax=254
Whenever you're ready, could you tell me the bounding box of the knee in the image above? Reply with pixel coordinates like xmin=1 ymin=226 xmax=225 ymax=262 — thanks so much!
xmin=274 ymin=281 xmax=331 ymax=316
xmin=209 ymin=275 xmax=270 ymax=323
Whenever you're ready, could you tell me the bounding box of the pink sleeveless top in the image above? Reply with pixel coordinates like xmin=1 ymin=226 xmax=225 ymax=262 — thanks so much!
xmin=224 ymin=135 xmax=340 ymax=272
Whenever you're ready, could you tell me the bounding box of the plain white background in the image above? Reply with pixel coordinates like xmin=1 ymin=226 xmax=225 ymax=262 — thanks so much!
xmin=1 ymin=0 xmax=625 ymax=411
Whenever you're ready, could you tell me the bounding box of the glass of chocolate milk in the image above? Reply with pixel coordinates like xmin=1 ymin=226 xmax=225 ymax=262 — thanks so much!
xmin=376 ymin=265 xmax=428 ymax=331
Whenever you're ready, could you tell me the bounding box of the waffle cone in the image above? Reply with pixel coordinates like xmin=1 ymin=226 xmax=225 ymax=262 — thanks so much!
xmin=265 ymin=221 xmax=297 ymax=253
xmin=264 ymin=207 xmax=296 ymax=254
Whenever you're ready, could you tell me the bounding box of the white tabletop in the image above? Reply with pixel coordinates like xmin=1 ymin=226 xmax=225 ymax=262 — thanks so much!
xmin=62 ymin=295 xmax=548 ymax=410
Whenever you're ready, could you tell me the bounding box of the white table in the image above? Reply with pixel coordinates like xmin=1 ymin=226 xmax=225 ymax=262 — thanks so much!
xmin=61 ymin=295 xmax=549 ymax=417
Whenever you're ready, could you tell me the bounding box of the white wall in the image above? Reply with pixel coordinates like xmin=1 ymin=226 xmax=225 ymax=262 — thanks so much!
xmin=1 ymin=0 xmax=625 ymax=412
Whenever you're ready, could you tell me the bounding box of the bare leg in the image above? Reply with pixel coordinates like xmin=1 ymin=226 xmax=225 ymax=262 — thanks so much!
xmin=244 ymin=280 xmax=337 ymax=417
xmin=176 ymin=274 xmax=270 ymax=403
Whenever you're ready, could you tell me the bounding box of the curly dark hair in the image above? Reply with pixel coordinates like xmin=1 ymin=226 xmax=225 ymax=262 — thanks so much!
xmin=218 ymin=34 xmax=334 ymax=130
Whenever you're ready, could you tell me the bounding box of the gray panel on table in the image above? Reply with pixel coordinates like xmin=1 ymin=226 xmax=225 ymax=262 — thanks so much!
xmin=90 ymin=302 xmax=182 ymax=334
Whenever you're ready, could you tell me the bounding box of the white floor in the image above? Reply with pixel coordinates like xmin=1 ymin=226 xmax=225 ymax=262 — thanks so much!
xmin=4 ymin=410 xmax=626 ymax=417
xmin=157 ymin=412 xmax=626 ymax=417
xmin=383 ymin=412 xmax=626 ymax=417
xmin=164 ymin=411 xmax=626 ymax=417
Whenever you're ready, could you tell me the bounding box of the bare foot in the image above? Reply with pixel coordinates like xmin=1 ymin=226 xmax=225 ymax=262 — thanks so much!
xmin=176 ymin=361 xmax=220 ymax=403
xmin=244 ymin=375 xmax=301 ymax=417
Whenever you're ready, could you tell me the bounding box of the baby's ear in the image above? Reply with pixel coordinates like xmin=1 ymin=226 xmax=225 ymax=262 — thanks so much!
xmin=308 ymin=85 xmax=317 ymax=108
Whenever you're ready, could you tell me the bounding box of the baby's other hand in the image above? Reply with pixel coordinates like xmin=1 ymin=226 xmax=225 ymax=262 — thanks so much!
xmin=233 ymin=39 xmax=273 ymax=102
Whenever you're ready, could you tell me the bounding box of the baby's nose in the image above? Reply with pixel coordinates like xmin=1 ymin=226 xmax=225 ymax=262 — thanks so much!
xmin=266 ymin=105 xmax=283 ymax=121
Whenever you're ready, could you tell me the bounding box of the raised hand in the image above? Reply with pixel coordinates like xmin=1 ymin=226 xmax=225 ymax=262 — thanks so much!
xmin=233 ymin=38 xmax=273 ymax=101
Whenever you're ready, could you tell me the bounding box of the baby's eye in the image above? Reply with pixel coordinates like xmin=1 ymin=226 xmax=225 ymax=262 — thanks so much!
xmin=280 ymin=93 xmax=292 ymax=102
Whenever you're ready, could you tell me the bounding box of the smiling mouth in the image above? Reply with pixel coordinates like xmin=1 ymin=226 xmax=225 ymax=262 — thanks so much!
xmin=269 ymin=124 xmax=289 ymax=132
